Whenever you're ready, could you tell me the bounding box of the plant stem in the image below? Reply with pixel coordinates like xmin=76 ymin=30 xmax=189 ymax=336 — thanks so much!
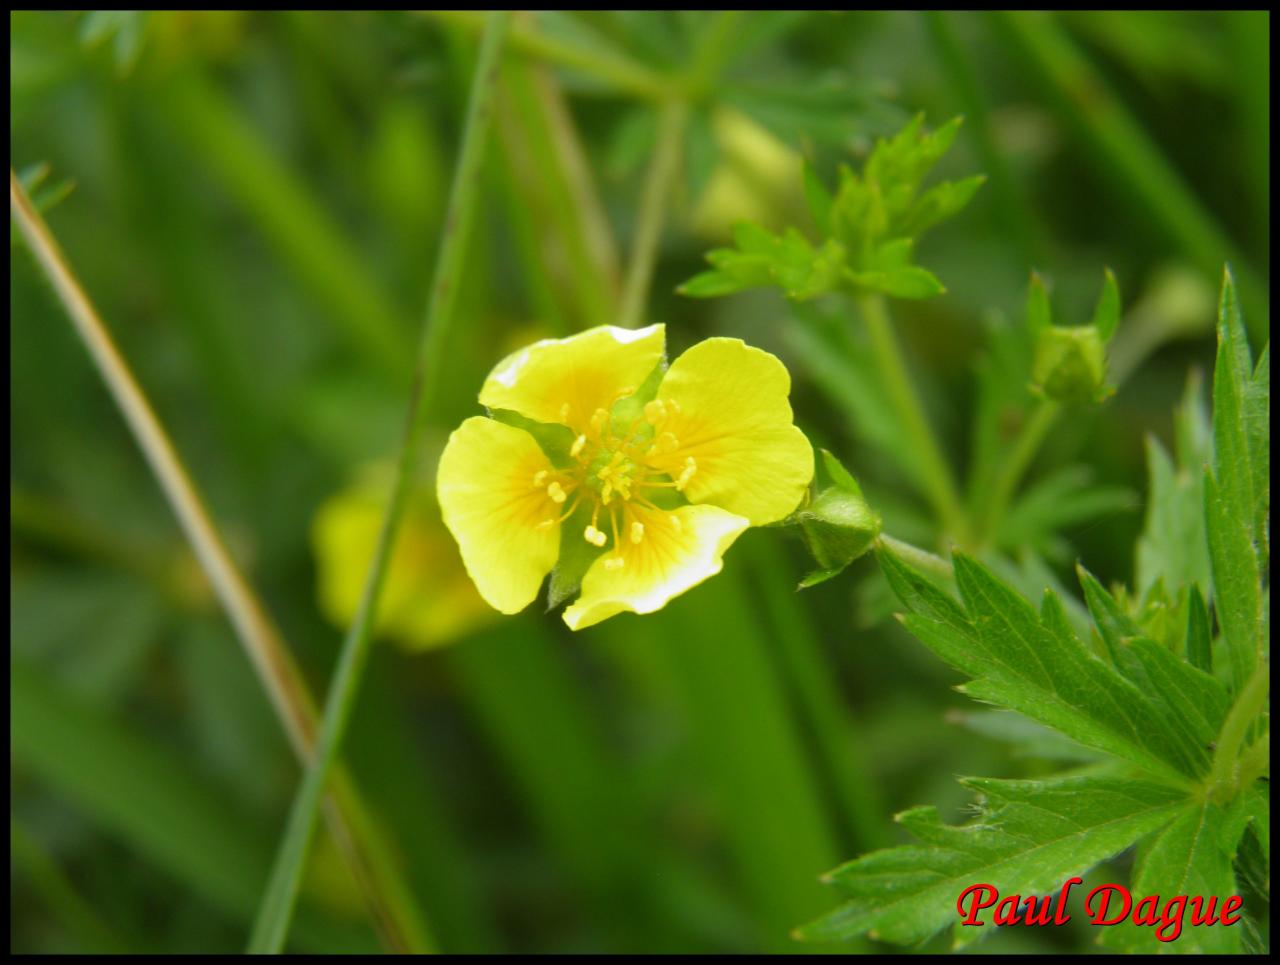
xmin=923 ymin=11 xmax=1043 ymax=266
xmin=856 ymin=293 xmax=969 ymax=542
xmin=975 ymin=398 xmax=1061 ymax=546
xmin=991 ymin=11 xmax=1269 ymax=343
xmin=247 ymin=12 xmax=509 ymax=952
xmin=429 ymin=10 xmax=667 ymax=101
xmin=9 ymin=170 xmax=430 ymax=954
xmin=1207 ymin=664 xmax=1270 ymax=802
xmin=617 ymin=98 xmax=688 ymax=330
xmin=874 ymin=533 xmax=955 ymax=580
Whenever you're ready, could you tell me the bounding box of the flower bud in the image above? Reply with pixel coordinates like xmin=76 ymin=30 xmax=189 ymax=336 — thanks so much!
xmin=1030 ymin=325 xmax=1112 ymax=403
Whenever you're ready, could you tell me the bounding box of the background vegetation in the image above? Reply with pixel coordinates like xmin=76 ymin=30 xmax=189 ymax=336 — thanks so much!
xmin=10 ymin=10 xmax=1269 ymax=954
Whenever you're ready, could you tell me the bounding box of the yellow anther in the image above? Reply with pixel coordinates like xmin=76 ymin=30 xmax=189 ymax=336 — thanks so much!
xmin=559 ymin=402 xmax=571 ymax=423
xmin=584 ymin=525 xmax=607 ymax=547
xmin=533 ymin=470 xmax=548 ymax=487
xmin=647 ymin=431 xmax=679 ymax=457
xmin=666 ymin=398 xmax=682 ymax=416
xmin=535 ymin=518 xmax=556 ymax=531
xmin=675 ymin=456 xmax=697 ymax=491
xmin=590 ymin=408 xmax=610 ymax=436
xmin=604 ymin=555 xmax=625 ymax=571
xmin=601 ymin=481 xmax=613 ymax=504
xmin=669 ymin=514 xmax=682 ymax=533
xmin=644 ymin=399 xmax=667 ymax=425
xmin=547 ymin=481 xmax=567 ymax=504
xmin=630 ymin=521 xmax=645 ymax=544
xmin=570 ymin=434 xmax=588 ymax=458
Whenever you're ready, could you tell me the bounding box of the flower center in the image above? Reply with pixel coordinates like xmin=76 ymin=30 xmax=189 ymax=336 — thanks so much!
xmin=530 ymin=399 xmax=697 ymax=567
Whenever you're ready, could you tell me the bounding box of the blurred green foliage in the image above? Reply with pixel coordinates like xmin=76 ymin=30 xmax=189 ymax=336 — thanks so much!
xmin=10 ymin=10 xmax=1268 ymax=954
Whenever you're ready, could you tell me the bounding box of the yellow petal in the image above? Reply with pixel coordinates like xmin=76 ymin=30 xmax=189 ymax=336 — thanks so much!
xmin=478 ymin=324 xmax=665 ymax=433
xmin=648 ymin=337 xmax=813 ymax=525
xmin=562 ymin=504 xmax=749 ymax=630
xmin=437 ymin=417 xmax=561 ymax=614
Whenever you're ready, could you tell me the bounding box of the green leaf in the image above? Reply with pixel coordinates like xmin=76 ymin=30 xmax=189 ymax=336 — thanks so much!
xmin=897 ymin=174 xmax=986 ymax=238
xmin=879 ymin=549 xmax=1203 ymax=784
xmin=1099 ymin=800 xmax=1246 ymax=952
xmin=1205 ymin=469 xmax=1263 ymax=693
xmin=1090 ymin=267 xmax=1120 ymax=342
xmin=801 ymin=158 xmax=833 ymax=235
xmin=796 ymin=772 xmax=1187 ymax=945
xmin=1212 ymin=270 xmax=1268 ymax=554
xmin=1135 ymin=432 xmax=1210 ymax=598
xmin=1186 ymin=584 xmax=1213 ymax=674
xmin=1025 ymin=271 xmax=1052 ymax=336
xmin=844 ymin=264 xmax=945 ymax=300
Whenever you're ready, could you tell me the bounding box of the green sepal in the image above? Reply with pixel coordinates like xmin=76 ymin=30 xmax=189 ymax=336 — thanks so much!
xmin=545 ymin=501 xmax=604 ymax=611
xmin=794 ymin=449 xmax=882 ymax=588
xmin=486 ymin=409 xmax=578 ymax=467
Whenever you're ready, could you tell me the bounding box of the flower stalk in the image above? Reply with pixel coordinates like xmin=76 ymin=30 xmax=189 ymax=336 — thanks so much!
xmin=247 ymin=11 xmax=511 ymax=952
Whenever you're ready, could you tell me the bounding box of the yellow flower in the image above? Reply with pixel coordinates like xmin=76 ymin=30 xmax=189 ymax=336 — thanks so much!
xmin=312 ymin=463 xmax=495 ymax=650
xmin=437 ymin=324 xmax=814 ymax=630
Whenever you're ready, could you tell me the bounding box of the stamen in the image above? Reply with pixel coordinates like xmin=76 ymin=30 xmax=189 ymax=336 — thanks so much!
xmin=532 ymin=470 xmax=548 ymax=487
xmin=666 ymin=398 xmax=682 ymax=416
xmin=590 ymin=407 xmax=610 ymax=436
xmin=644 ymin=399 xmax=667 ymax=425
xmin=535 ymin=518 xmax=555 ymax=531
xmin=570 ymin=434 xmax=587 ymax=458
xmin=604 ymin=555 xmax=625 ymax=571
xmin=559 ymin=402 xmax=571 ymax=423
xmin=669 ymin=513 xmax=682 ymax=533
xmin=584 ymin=525 xmax=607 ymax=547
xmin=675 ymin=457 xmax=697 ymax=492
xmin=646 ymin=431 xmax=680 ymax=457
xmin=630 ymin=521 xmax=645 ymax=544
xmin=547 ymin=481 xmax=567 ymax=504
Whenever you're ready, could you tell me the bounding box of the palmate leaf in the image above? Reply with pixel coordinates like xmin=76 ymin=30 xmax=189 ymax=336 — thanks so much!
xmin=803 ymin=549 xmax=1247 ymax=948
xmin=795 ymin=772 xmax=1188 ymax=946
xmin=1099 ymin=799 xmax=1249 ymax=953
xmin=879 ymin=550 xmax=1219 ymax=785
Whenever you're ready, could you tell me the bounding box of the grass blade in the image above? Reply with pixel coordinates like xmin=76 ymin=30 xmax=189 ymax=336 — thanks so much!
xmin=246 ymin=12 xmax=510 ymax=952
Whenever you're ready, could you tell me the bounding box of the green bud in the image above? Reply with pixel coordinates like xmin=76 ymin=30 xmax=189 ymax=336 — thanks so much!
xmin=794 ymin=450 xmax=882 ymax=588
xmin=1030 ymin=325 xmax=1112 ymax=403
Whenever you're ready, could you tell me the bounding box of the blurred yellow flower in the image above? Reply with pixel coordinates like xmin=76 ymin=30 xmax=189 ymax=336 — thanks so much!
xmin=690 ymin=107 xmax=804 ymax=241
xmin=437 ymin=324 xmax=813 ymax=630
xmin=312 ymin=463 xmax=494 ymax=650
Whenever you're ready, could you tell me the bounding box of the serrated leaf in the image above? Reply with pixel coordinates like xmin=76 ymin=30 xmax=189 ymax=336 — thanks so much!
xmin=898 ymin=174 xmax=985 ymax=238
xmin=844 ymin=264 xmax=945 ymax=300
xmin=1099 ymin=800 xmax=1245 ymax=953
xmin=797 ymin=772 xmax=1186 ymax=945
xmin=879 ymin=549 xmax=1203 ymax=784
